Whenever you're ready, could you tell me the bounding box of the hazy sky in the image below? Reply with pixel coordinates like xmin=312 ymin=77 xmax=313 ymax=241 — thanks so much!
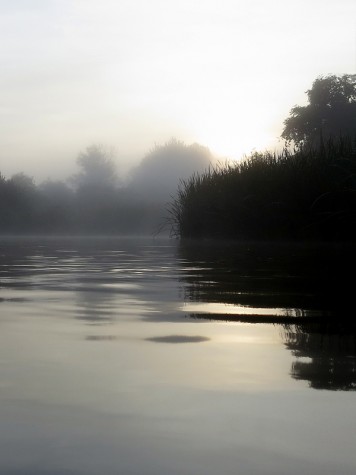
xmin=0 ymin=0 xmax=355 ymax=181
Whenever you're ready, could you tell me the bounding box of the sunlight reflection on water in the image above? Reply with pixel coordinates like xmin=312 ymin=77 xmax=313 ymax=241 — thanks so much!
xmin=182 ymin=302 xmax=292 ymax=316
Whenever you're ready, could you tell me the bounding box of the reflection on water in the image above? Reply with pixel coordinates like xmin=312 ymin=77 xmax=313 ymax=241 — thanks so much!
xmin=283 ymin=323 xmax=356 ymax=391
xmin=178 ymin=240 xmax=356 ymax=391
xmin=146 ymin=335 xmax=210 ymax=344
xmin=86 ymin=335 xmax=118 ymax=341
xmin=183 ymin=301 xmax=299 ymax=316
xmin=178 ymin=240 xmax=356 ymax=318
xmin=0 ymin=236 xmax=356 ymax=475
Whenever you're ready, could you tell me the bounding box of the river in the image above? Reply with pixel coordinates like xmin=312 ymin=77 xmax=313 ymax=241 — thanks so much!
xmin=0 ymin=236 xmax=355 ymax=475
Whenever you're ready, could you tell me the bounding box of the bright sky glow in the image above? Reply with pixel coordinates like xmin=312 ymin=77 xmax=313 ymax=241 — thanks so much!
xmin=0 ymin=0 xmax=355 ymax=180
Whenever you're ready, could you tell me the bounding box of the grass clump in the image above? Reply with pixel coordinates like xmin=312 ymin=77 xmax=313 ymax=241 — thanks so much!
xmin=168 ymin=136 xmax=356 ymax=240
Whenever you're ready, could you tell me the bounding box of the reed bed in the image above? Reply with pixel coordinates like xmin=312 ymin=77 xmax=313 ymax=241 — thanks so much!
xmin=168 ymin=136 xmax=356 ymax=240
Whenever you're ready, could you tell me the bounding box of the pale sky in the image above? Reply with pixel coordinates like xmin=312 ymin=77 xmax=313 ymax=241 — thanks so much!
xmin=0 ymin=0 xmax=355 ymax=181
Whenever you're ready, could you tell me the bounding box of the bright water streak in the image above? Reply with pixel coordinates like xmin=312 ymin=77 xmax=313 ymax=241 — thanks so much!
xmin=0 ymin=237 xmax=355 ymax=475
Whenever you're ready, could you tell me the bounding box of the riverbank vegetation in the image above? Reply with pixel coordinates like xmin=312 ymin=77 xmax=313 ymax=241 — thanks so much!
xmin=168 ymin=74 xmax=356 ymax=240
xmin=1 ymin=74 xmax=355 ymax=239
xmin=168 ymin=136 xmax=356 ymax=240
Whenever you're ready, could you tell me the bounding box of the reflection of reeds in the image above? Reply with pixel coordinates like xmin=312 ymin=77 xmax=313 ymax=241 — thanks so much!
xmin=179 ymin=237 xmax=356 ymax=319
xmin=189 ymin=313 xmax=323 ymax=324
xmin=168 ymin=136 xmax=356 ymax=240
xmin=282 ymin=321 xmax=356 ymax=390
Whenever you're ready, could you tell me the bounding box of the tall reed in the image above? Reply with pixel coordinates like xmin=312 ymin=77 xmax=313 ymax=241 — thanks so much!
xmin=168 ymin=136 xmax=356 ymax=240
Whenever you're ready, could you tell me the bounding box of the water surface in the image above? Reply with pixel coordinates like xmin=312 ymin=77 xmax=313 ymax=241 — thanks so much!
xmin=0 ymin=236 xmax=355 ymax=475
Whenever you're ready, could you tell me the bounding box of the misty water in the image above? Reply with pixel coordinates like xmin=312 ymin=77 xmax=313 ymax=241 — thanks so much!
xmin=0 ymin=236 xmax=355 ymax=475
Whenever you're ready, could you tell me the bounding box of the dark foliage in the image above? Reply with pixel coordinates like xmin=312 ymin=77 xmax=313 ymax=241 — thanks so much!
xmin=168 ymin=136 xmax=356 ymax=241
xmin=282 ymin=74 xmax=356 ymax=147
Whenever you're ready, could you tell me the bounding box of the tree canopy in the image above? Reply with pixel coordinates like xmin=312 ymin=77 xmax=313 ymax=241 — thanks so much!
xmin=71 ymin=144 xmax=118 ymax=190
xmin=282 ymin=74 xmax=356 ymax=147
xmin=129 ymin=138 xmax=212 ymax=200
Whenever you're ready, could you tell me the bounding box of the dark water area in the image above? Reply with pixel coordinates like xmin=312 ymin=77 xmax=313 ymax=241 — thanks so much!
xmin=179 ymin=239 xmax=356 ymax=320
xmin=0 ymin=236 xmax=355 ymax=474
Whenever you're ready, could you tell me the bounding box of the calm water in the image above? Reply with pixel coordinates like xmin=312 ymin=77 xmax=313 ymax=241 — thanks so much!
xmin=0 ymin=236 xmax=355 ymax=475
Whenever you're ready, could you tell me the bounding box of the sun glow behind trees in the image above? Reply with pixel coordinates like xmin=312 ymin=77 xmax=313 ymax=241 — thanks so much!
xmin=0 ymin=0 xmax=355 ymax=179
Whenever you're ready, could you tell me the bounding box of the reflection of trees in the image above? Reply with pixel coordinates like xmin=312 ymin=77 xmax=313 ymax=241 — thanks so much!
xmin=74 ymin=286 xmax=117 ymax=325
xmin=0 ymin=237 xmax=181 ymax=325
xmin=283 ymin=323 xmax=356 ymax=390
xmin=179 ymin=241 xmax=356 ymax=390
xmin=179 ymin=241 xmax=356 ymax=317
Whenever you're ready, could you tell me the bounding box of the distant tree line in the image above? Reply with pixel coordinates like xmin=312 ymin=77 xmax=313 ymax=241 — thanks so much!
xmin=2 ymin=74 xmax=355 ymax=240
xmin=0 ymin=140 xmax=212 ymax=235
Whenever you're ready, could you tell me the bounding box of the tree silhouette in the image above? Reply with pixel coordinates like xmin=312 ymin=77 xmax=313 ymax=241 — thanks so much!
xmin=1 ymin=173 xmax=40 ymax=231
xmin=282 ymin=74 xmax=356 ymax=147
xmin=129 ymin=138 xmax=212 ymax=201
xmin=70 ymin=144 xmax=118 ymax=191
